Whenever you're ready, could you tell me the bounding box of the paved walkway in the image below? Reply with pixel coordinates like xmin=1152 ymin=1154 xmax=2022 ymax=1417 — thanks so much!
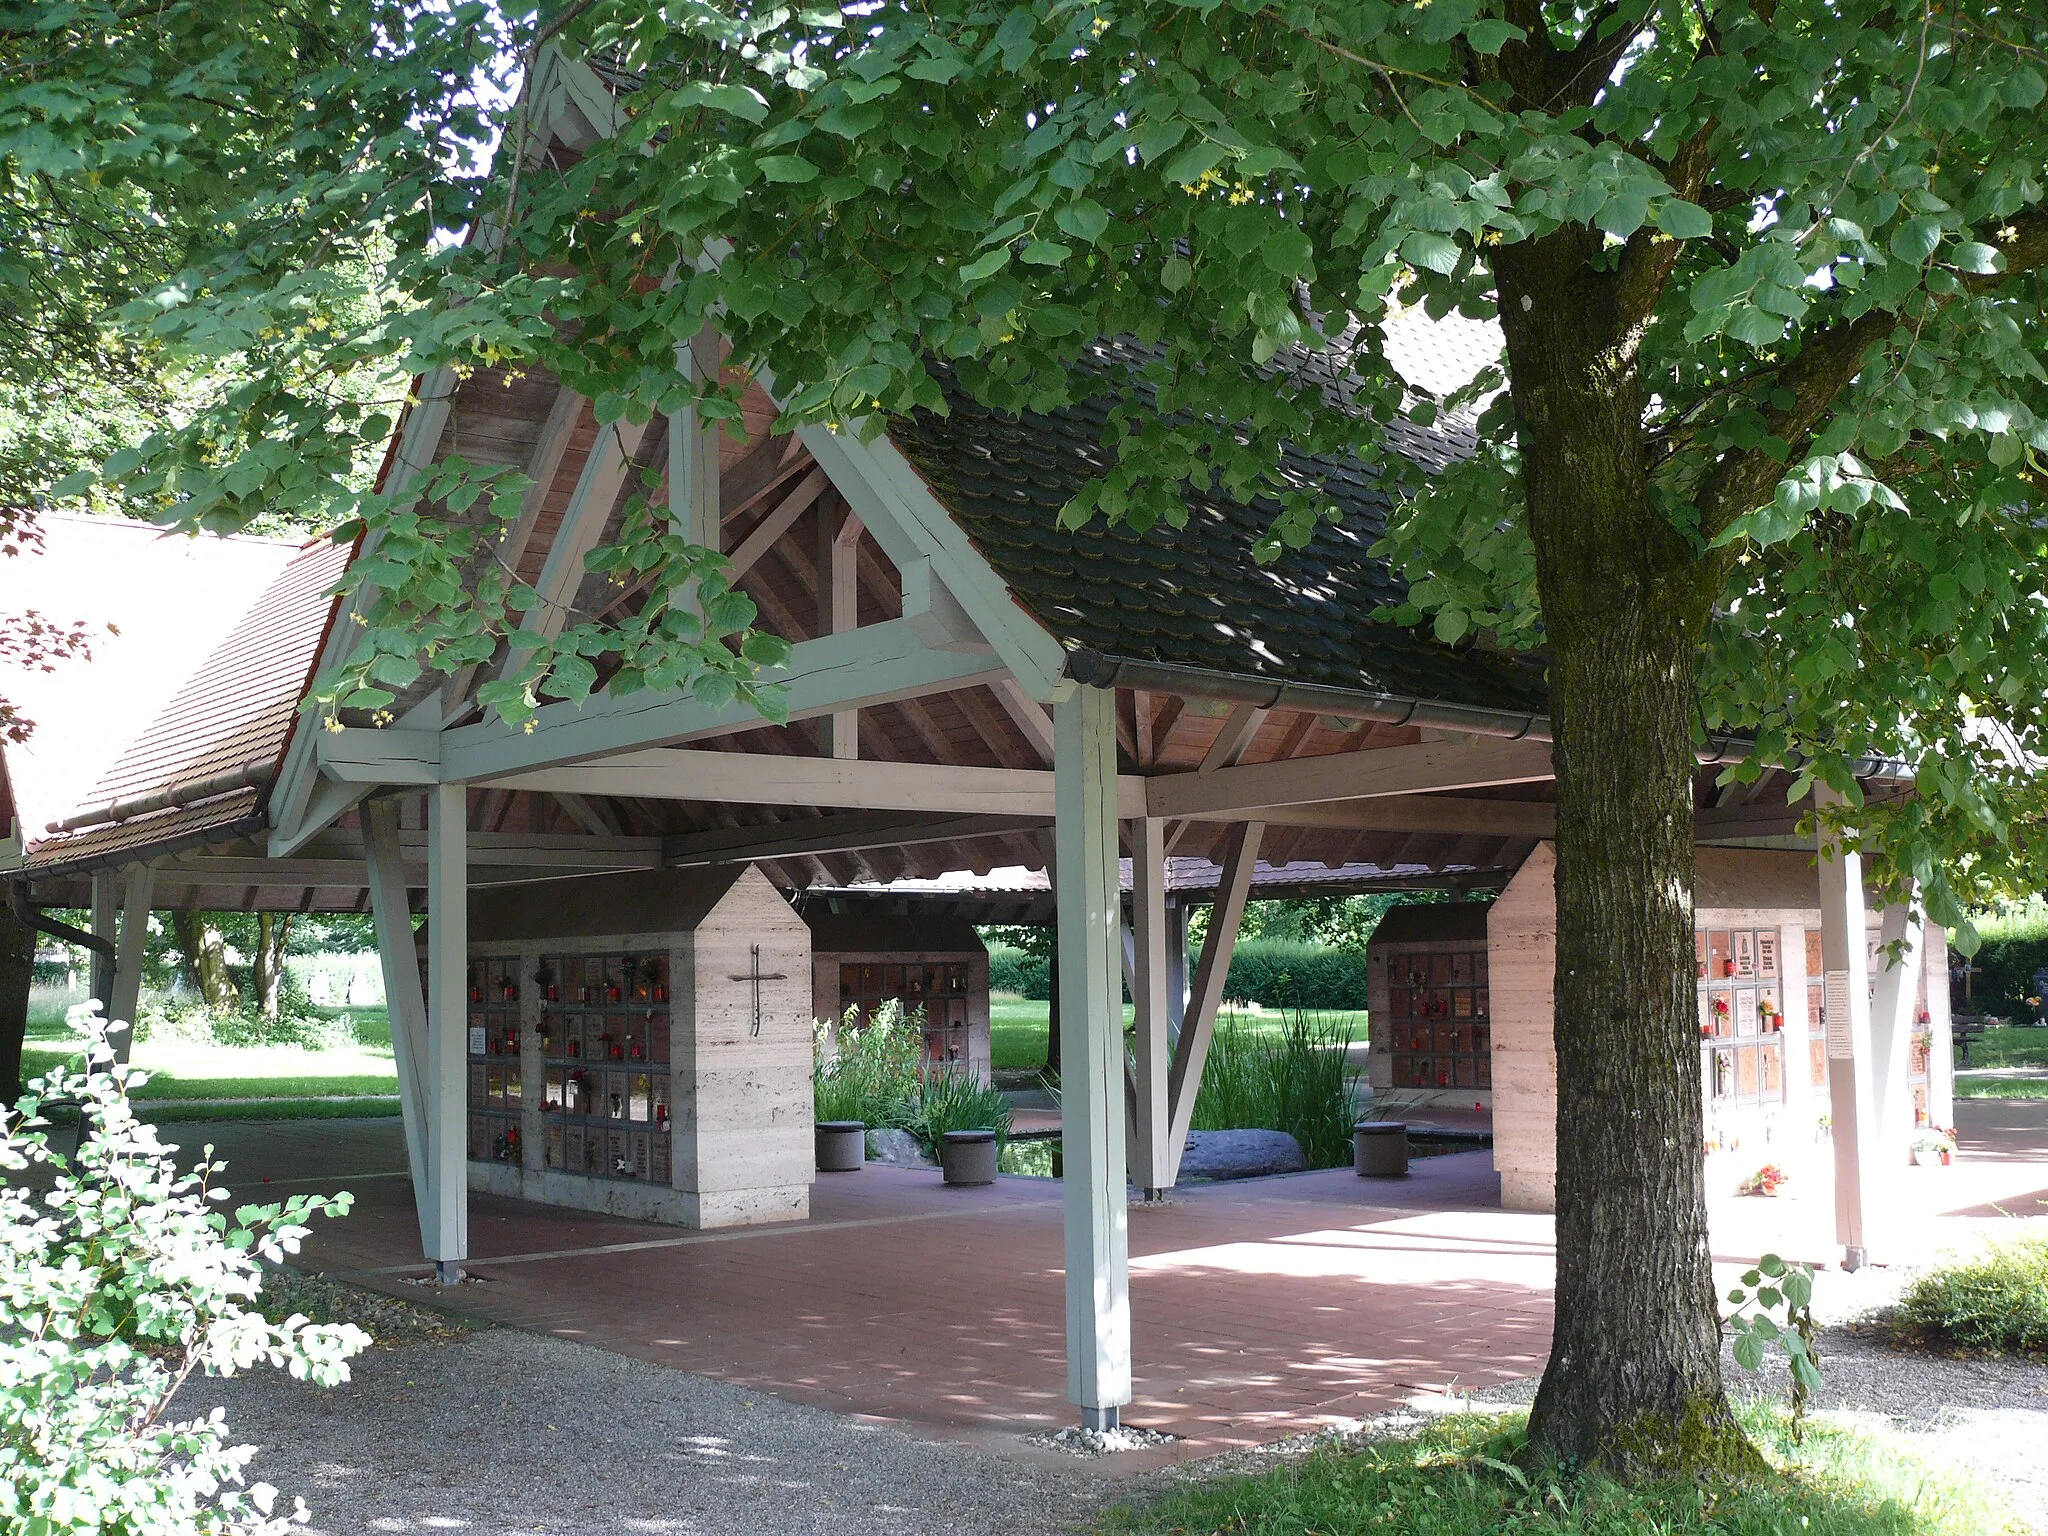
xmin=176 ymin=1099 xmax=2048 ymax=1466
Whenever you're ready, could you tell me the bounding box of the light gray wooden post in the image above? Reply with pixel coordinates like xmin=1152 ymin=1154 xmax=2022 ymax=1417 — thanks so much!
xmin=1924 ymin=927 xmax=1955 ymax=1132
xmin=362 ymin=797 xmax=435 ymax=1250
xmin=1129 ymin=817 xmax=1172 ymax=1200
xmin=107 ymin=864 xmax=156 ymax=1064
xmin=1166 ymin=899 xmax=1189 ymax=1035
xmin=1162 ymin=820 xmax=1264 ymax=1183
xmin=1055 ymin=686 xmax=1131 ymax=1431
xmin=426 ymin=783 xmax=470 ymax=1281
xmin=88 ymin=872 xmax=116 ymax=1026
xmin=1869 ymin=900 xmax=1924 ymax=1162
xmin=1816 ymin=784 xmax=1879 ymax=1270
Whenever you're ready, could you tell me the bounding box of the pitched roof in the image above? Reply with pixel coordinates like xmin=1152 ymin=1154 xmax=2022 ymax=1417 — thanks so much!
xmin=21 ymin=536 xmax=351 ymax=873
xmin=887 ymin=349 xmax=1547 ymax=718
xmin=0 ymin=516 xmax=303 ymax=841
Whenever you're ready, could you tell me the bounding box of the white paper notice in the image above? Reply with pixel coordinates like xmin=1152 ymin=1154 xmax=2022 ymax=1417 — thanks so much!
xmin=1824 ymin=970 xmax=1854 ymax=1059
xmin=468 ymin=1025 xmax=487 ymax=1056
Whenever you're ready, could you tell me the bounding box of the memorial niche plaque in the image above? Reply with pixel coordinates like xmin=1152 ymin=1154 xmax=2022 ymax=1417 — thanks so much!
xmin=470 ymin=946 xmax=674 ymax=1184
xmin=1387 ymin=945 xmax=1491 ymax=1092
xmin=1696 ymin=924 xmax=1786 ymax=1105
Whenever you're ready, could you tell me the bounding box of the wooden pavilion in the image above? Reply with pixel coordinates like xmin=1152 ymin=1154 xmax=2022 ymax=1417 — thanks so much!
xmin=3 ymin=48 xmax=1947 ymax=1434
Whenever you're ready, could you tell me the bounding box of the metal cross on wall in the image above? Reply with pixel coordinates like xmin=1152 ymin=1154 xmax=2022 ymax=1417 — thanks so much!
xmin=730 ymin=944 xmax=787 ymax=1037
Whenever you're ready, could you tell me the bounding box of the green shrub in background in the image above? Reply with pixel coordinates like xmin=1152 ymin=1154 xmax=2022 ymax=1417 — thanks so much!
xmin=135 ymin=994 xmax=362 ymax=1052
xmin=987 ymin=938 xmax=1372 ymax=1010
xmin=1895 ymin=1236 xmax=2048 ymax=1354
xmin=1 ymin=1011 xmax=370 ymax=1536
xmin=1959 ymin=902 xmax=2048 ymax=1017
xmin=987 ymin=944 xmax=1050 ymax=999
xmin=1189 ymin=1012 xmax=1359 ymax=1168
xmin=1221 ymin=941 xmax=1373 ymax=1011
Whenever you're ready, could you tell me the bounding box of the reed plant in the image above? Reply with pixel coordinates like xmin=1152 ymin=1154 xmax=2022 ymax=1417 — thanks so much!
xmin=1189 ymin=1010 xmax=1359 ymax=1168
xmin=812 ymin=1002 xmax=924 ymax=1129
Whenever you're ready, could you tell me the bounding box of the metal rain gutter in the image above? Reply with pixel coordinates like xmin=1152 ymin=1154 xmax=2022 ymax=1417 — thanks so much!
xmin=47 ymin=759 xmax=274 ymax=836
xmin=1062 ymin=649 xmax=1552 ymax=742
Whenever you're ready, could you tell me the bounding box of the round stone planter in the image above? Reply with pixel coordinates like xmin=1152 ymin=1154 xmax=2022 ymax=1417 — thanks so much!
xmin=1353 ymin=1120 xmax=1409 ymax=1178
xmin=940 ymin=1128 xmax=999 ymax=1186
xmin=815 ymin=1121 xmax=867 ymax=1172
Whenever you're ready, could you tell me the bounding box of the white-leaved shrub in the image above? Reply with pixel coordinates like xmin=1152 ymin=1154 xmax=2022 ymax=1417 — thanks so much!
xmin=0 ymin=1007 xmax=370 ymax=1535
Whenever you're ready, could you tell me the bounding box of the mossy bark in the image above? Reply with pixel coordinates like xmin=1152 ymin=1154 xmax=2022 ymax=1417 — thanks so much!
xmin=1495 ymin=232 xmax=1756 ymax=1477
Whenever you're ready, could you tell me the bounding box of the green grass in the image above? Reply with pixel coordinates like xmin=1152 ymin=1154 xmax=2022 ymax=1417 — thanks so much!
xmin=21 ymin=1028 xmax=397 ymax=1105
xmin=1960 ymin=1026 xmax=2048 ymax=1070
xmin=1954 ymin=1074 xmax=2048 ymax=1099
xmin=138 ymin=1098 xmax=401 ymax=1124
xmin=987 ymin=998 xmax=1369 ymax=1073
xmin=1895 ymin=1236 xmax=2048 ymax=1354
xmin=1101 ymin=1405 xmax=2017 ymax=1536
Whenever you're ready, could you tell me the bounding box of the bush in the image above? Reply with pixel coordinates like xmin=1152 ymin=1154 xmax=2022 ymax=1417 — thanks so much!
xmin=905 ymin=1066 xmax=1013 ymax=1152
xmin=987 ymin=944 xmax=1050 ymax=999
xmin=133 ymin=995 xmax=361 ymax=1051
xmin=1 ymin=1009 xmax=370 ymax=1535
xmin=1223 ymin=940 xmax=1373 ymax=1012
xmin=1895 ymin=1235 xmax=2048 ymax=1354
xmin=1961 ymin=904 xmax=2048 ymax=1016
xmin=1189 ymin=1012 xmax=1360 ymax=1168
xmin=815 ymin=1002 xmax=1013 ymax=1154
xmin=987 ymin=938 xmax=1372 ymax=1009
xmin=813 ymin=1003 xmax=925 ymax=1129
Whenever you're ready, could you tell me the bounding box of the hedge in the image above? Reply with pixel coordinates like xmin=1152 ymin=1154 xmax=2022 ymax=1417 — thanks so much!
xmin=986 ymin=939 xmax=1370 ymax=1012
xmin=1220 ymin=940 xmax=1371 ymax=1011
xmin=988 ymin=945 xmax=1050 ymax=999
xmin=1963 ymin=908 xmax=2048 ymax=1017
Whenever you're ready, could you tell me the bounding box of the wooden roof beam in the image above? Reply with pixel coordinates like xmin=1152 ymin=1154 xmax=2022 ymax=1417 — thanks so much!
xmin=1148 ymin=737 xmax=1555 ymax=819
xmin=663 ymin=809 xmax=1046 ymax=867
xmin=482 ymin=747 xmax=1148 ymax=818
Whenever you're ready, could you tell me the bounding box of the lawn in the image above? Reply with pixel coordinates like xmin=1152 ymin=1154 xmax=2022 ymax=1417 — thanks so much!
xmin=1955 ymin=1074 xmax=2048 ymax=1099
xmin=988 ymin=996 xmax=1370 ymax=1073
xmin=1961 ymin=1024 xmax=2048 ymax=1070
xmin=1101 ymin=1405 xmax=2015 ymax=1536
xmin=21 ymin=1001 xmax=398 ymax=1107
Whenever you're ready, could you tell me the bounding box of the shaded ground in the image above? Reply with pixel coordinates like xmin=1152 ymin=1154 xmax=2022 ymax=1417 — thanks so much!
xmin=191 ymin=1327 xmax=1153 ymax=1536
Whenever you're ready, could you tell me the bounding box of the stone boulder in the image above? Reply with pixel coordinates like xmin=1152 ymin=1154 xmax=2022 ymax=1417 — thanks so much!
xmin=1177 ymin=1129 xmax=1308 ymax=1182
xmin=865 ymin=1128 xmax=936 ymax=1168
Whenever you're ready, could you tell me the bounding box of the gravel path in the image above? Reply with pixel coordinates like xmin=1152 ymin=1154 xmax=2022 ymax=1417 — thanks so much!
xmin=182 ymin=1327 xmax=1155 ymax=1536
xmin=185 ymin=1306 xmax=2048 ymax=1535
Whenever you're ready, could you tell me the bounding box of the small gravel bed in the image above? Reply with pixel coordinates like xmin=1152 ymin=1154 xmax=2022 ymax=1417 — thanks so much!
xmin=179 ymin=1328 xmax=1148 ymax=1536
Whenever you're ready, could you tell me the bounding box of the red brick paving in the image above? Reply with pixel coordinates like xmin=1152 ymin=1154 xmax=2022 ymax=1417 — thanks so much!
xmin=174 ymin=1099 xmax=2047 ymax=1464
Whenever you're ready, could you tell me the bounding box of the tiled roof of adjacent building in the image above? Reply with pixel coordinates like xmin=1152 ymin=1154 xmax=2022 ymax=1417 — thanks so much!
xmin=22 ymin=536 xmax=352 ymax=873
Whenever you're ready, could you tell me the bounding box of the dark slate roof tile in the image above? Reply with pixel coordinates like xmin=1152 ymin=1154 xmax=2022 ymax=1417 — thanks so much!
xmin=887 ymin=351 xmax=1544 ymax=716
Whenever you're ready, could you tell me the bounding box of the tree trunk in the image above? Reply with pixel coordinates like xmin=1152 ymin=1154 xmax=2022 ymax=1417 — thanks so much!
xmin=1496 ymin=234 xmax=1758 ymax=1477
xmin=0 ymin=894 xmax=33 ymax=1107
xmin=170 ymin=910 xmax=239 ymax=1011
xmin=253 ymin=911 xmax=292 ymax=1020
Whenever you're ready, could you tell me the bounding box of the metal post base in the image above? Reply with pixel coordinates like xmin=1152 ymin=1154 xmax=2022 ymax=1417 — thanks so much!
xmin=434 ymin=1260 xmax=465 ymax=1285
xmin=1081 ymin=1405 xmax=1121 ymax=1433
xmin=1142 ymin=1187 xmax=1166 ymax=1203
xmin=1841 ymin=1245 xmax=1868 ymax=1273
